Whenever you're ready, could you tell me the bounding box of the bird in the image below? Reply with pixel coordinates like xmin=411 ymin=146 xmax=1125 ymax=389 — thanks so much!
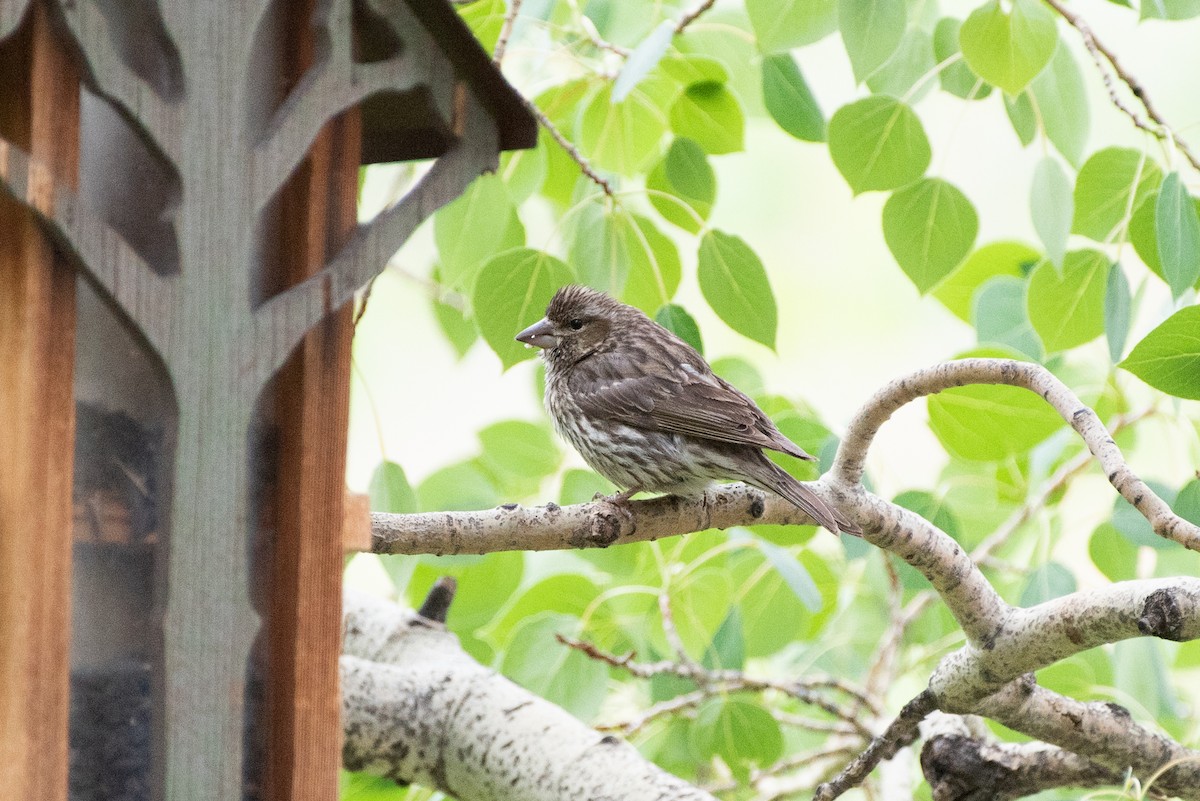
xmin=515 ymin=285 xmax=859 ymax=535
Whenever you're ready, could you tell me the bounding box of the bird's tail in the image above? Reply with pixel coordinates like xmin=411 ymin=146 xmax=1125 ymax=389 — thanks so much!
xmin=745 ymin=458 xmax=862 ymax=536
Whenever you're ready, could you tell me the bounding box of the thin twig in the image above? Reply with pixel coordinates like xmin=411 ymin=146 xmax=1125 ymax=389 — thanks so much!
xmin=675 ymin=0 xmax=718 ymax=33
xmin=557 ymin=635 xmax=877 ymax=738
xmin=1041 ymin=0 xmax=1200 ymax=173
xmin=492 ymin=0 xmax=523 ymax=64
xmin=518 ymin=94 xmax=617 ymax=197
xmin=353 ymin=274 xmax=377 ymax=328
xmin=814 ymin=690 xmax=939 ymax=801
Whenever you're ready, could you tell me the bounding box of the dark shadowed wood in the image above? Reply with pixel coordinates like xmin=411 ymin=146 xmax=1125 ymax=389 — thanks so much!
xmin=0 ymin=5 xmax=78 ymax=800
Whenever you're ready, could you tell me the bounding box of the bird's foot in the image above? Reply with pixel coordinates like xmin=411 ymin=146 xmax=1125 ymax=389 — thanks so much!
xmin=580 ymin=487 xmax=640 ymax=547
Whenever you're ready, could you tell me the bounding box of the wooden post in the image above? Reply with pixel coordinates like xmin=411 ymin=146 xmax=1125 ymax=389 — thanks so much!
xmin=262 ymin=6 xmax=362 ymax=798
xmin=0 ymin=4 xmax=79 ymax=800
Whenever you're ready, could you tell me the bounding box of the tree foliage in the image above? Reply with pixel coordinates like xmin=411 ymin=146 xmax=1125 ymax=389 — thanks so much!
xmin=346 ymin=0 xmax=1200 ymax=798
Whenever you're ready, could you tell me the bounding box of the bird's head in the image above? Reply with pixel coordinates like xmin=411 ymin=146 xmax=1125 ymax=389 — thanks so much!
xmin=515 ymin=285 xmax=637 ymax=366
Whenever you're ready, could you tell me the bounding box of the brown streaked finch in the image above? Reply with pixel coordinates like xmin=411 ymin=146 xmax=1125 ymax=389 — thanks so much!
xmin=516 ymin=285 xmax=859 ymax=535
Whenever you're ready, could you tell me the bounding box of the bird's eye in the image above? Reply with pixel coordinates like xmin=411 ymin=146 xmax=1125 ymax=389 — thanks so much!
xmin=569 ymin=318 xmax=584 ymax=330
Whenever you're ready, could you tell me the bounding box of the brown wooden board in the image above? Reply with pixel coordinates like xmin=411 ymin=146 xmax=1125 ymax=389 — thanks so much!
xmin=0 ymin=4 xmax=79 ymax=800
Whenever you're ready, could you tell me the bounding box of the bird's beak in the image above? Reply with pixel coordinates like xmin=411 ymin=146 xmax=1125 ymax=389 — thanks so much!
xmin=515 ymin=318 xmax=558 ymax=349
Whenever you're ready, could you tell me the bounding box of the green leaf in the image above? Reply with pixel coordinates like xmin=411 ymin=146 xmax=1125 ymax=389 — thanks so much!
xmin=865 ymin=28 xmax=936 ymax=101
xmin=839 ymin=0 xmax=907 ymax=82
xmin=697 ymin=230 xmax=778 ymax=348
xmin=1004 ymin=91 xmax=1037 ymax=146
xmin=473 ymin=248 xmax=576 ymax=369
xmin=827 ymin=96 xmax=931 ymax=194
xmin=1030 ymin=157 xmax=1073 ymax=267
xmin=927 ymin=348 xmax=1065 ymax=460
xmin=434 ymin=174 xmax=525 ymax=291
xmin=690 ymin=697 xmax=784 ymax=770
xmin=747 ymin=0 xmax=839 ymax=51
xmin=1120 ymin=305 xmax=1200 ymax=400
xmin=501 ymin=613 xmax=608 ymax=719
xmin=1028 ymin=41 xmax=1089 ymax=166
xmin=647 ymin=138 xmax=716 ymax=232
xmin=620 ymin=213 xmax=684 ymax=313
xmin=1072 ymin=147 xmax=1162 ymax=243
xmin=1113 ymin=640 xmax=1186 ymax=721
xmin=569 ymin=204 xmax=631 ymax=296
xmin=1155 ymin=172 xmax=1200 ymax=298
xmin=754 ymin=536 xmax=822 ymax=610
xmin=1131 ymin=192 xmax=1200 ymax=287
xmin=655 ymin=304 xmax=705 ymax=354
xmin=613 ymin=20 xmax=676 ymax=102
xmin=1019 ymin=562 xmax=1077 ymax=606
xmin=1089 ymin=523 xmax=1137 ymax=582
xmin=669 ymin=82 xmax=745 ymax=155
xmin=579 ymin=83 xmax=667 ymax=175
xmin=368 ymin=461 xmax=418 ymax=514
xmin=933 ymin=241 xmax=1041 ymax=321
xmin=478 ymin=420 xmax=560 ymax=482
xmin=959 ymin=0 xmax=1058 ymax=96
xmin=486 ymin=574 xmax=600 ymax=647
xmin=458 ymin=0 xmax=506 ymax=52
xmin=1026 ymin=250 xmax=1108 ymax=352
xmin=659 ymin=54 xmax=731 ymax=86
xmin=934 ymin=18 xmax=992 ymax=100
xmin=1104 ymin=263 xmax=1132 ymax=363
xmin=1141 ymin=0 xmax=1200 ymax=19
xmin=498 ymin=134 xmax=548 ymax=203
xmin=973 ymin=276 xmax=1044 ymax=360
xmin=761 ymin=55 xmax=825 ymax=142
xmin=431 ymin=288 xmax=477 ymax=359
xmin=668 ymin=567 xmax=734 ymax=656
xmin=702 ymin=608 xmax=746 ymax=670
xmin=894 ymin=490 xmax=961 ymax=541
xmin=882 ymin=178 xmax=979 ymax=292
xmin=417 ymin=460 xmax=500 ymax=512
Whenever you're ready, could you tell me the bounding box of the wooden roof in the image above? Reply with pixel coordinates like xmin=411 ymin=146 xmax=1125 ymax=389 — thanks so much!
xmin=360 ymin=0 xmax=537 ymax=164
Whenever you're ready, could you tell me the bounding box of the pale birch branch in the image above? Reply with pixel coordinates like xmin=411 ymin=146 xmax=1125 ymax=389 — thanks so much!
xmin=341 ymin=587 xmax=717 ymax=801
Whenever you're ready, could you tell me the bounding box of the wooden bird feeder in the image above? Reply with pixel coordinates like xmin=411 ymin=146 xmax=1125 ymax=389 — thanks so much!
xmin=0 ymin=1 xmax=535 ymax=799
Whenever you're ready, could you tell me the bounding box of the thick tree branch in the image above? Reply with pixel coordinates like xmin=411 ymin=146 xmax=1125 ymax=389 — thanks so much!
xmin=930 ymin=578 xmax=1200 ymax=709
xmin=0 ymin=136 xmax=175 ymax=356
xmin=975 ymin=680 xmax=1200 ymax=798
xmin=341 ymin=588 xmax=717 ymax=801
xmin=831 ymin=359 xmax=1200 ymax=551
xmin=921 ymin=733 xmax=1127 ymax=801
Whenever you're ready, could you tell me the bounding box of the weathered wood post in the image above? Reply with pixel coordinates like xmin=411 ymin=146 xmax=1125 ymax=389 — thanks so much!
xmin=0 ymin=1 xmax=534 ymax=799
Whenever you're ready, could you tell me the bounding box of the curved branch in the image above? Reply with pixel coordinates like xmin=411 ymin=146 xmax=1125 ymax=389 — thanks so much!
xmin=975 ymin=680 xmax=1200 ymax=798
xmin=831 ymin=359 xmax=1200 ymax=551
xmin=0 ymin=136 xmax=174 ymax=356
xmin=250 ymin=100 xmax=498 ymax=383
xmin=342 ymin=589 xmax=717 ymax=801
xmin=931 ymin=578 xmax=1200 ymax=709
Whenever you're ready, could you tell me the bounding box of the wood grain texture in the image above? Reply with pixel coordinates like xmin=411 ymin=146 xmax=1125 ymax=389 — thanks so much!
xmin=261 ymin=5 xmax=360 ymax=797
xmin=0 ymin=5 xmax=79 ymax=800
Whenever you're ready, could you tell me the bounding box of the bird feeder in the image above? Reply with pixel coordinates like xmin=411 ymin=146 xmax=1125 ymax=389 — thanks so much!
xmin=0 ymin=1 xmax=535 ymax=800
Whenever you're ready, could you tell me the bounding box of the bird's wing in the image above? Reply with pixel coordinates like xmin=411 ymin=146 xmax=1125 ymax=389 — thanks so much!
xmin=571 ymin=359 xmax=815 ymax=459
